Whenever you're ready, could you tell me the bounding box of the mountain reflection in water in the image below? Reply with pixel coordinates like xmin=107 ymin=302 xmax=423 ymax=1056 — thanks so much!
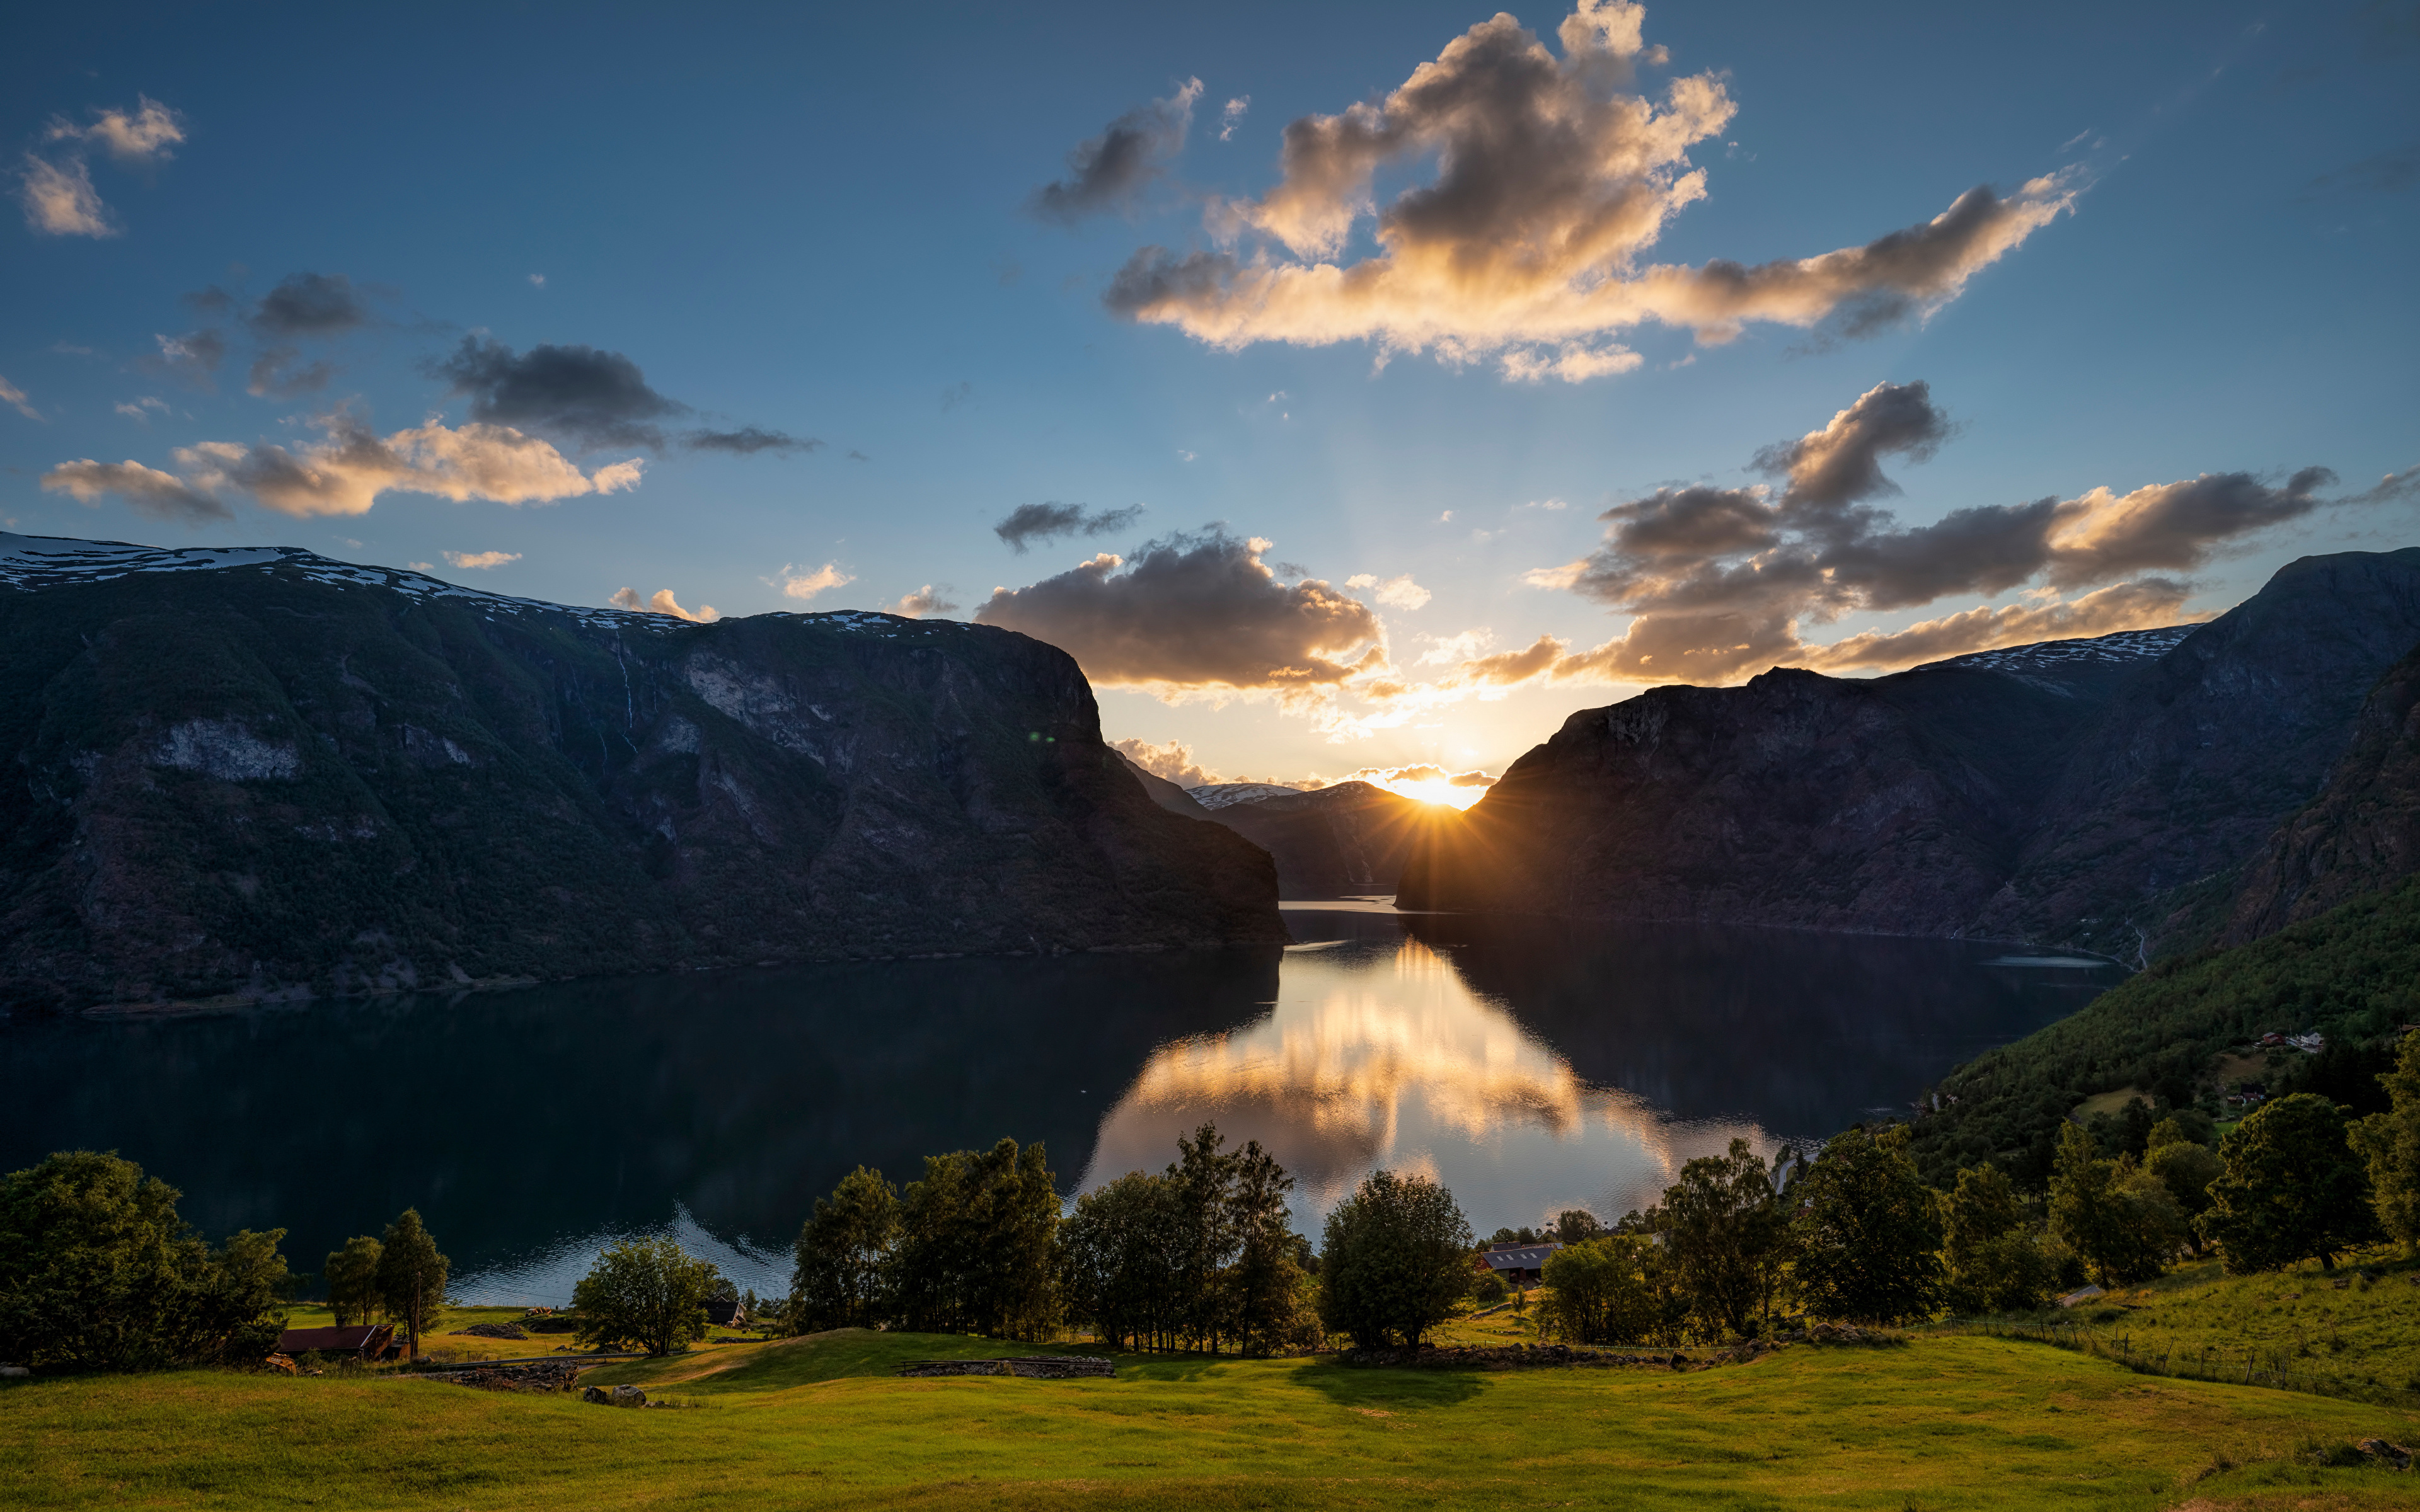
xmin=0 ymin=907 xmax=2110 ymax=1303
xmin=1083 ymin=910 xmax=2111 ymax=1234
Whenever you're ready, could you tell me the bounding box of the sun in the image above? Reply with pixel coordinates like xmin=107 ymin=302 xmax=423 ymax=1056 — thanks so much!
xmin=1369 ymin=775 xmax=1490 ymax=811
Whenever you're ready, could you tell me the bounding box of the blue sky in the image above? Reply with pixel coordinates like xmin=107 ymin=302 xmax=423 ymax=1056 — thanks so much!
xmin=3 ymin=1 xmax=2414 ymax=794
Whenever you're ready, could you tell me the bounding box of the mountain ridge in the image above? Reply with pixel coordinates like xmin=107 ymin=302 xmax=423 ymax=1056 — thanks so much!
xmin=0 ymin=532 xmax=1286 ymax=1011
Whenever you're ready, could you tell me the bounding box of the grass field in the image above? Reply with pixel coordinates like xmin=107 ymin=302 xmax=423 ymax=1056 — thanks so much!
xmin=9 ymin=1325 xmax=2420 ymax=1508
xmin=1966 ymin=1248 xmax=2420 ymax=1408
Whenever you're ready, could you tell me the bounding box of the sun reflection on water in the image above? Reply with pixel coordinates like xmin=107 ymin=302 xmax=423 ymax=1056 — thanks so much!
xmin=1081 ymin=934 xmax=1766 ymax=1234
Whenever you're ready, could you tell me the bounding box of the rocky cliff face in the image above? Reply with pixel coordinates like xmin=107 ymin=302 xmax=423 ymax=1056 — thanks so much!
xmin=0 ymin=534 xmax=1283 ymax=1011
xmin=2223 ymin=642 xmax=2420 ymax=942
xmin=1400 ymin=549 xmax=2420 ymax=956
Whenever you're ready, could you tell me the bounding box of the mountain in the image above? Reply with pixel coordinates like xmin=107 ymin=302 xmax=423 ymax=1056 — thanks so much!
xmin=0 ymin=533 xmax=1284 ymax=1011
xmin=1399 ymin=549 xmax=2420 ymax=956
xmin=2223 ymin=641 xmax=2420 ymax=942
xmin=1115 ymin=755 xmax=1217 ymax=819
xmin=1189 ymin=781 xmax=1439 ymax=899
xmin=1187 ymin=783 xmax=1313 ymax=810
xmin=1971 ymin=548 xmax=2420 ymax=958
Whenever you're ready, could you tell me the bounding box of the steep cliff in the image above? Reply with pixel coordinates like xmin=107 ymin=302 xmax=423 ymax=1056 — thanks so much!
xmin=1400 ymin=549 xmax=2420 ymax=954
xmin=0 ymin=533 xmax=1283 ymax=1011
xmin=2223 ymin=642 xmax=2420 ymax=942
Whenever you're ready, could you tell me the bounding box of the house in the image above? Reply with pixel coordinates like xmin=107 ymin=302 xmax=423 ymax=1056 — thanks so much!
xmin=275 ymin=1323 xmax=398 ymax=1360
xmin=705 ymin=1296 xmax=749 ymax=1329
xmin=1477 ymin=1242 xmax=1562 ymax=1286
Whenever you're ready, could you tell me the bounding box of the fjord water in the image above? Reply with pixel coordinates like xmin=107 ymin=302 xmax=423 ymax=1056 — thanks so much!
xmin=0 ymin=907 xmax=2112 ymax=1303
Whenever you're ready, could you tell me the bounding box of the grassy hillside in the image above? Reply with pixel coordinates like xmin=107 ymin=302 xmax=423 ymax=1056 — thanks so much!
xmin=7 ymin=1327 xmax=2419 ymax=1508
xmin=1910 ymin=876 xmax=2420 ymax=1186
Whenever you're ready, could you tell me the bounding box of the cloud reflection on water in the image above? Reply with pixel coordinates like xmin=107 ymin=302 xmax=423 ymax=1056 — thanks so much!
xmin=1083 ymin=934 xmax=1764 ymax=1234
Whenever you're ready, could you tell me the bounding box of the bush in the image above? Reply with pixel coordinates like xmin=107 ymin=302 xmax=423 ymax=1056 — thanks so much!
xmin=1317 ymin=1171 xmax=1472 ymax=1349
xmin=572 ymin=1237 xmax=723 ymax=1356
xmin=0 ymin=1150 xmax=292 ymax=1372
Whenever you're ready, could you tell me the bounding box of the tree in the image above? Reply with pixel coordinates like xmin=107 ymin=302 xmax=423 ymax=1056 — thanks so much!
xmin=892 ymin=1138 xmax=1060 ymax=1339
xmin=2049 ymin=1123 xmax=2182 ymax=1286
xmin=1940 ymin=1163 xmax=2053 ymax=1314
xmin=0 ymin=1150 xmax=292 ymax=1372
xmin=2200 ymin=1093 xmax=2379 ymax=1273
xmin=1317 ymin=1170 xmax=1472 ymax=1349
xmin=374 ymin=1209 xmax=449 ymax=1361
xmin=2352 ymin=1031 xmax=2420 ymax=1256
xmin=1060 ymin=1171 xmax=1185 ymax=1352
xmin=573 ymin=1237 xmax=722 ymax=1356
xmin=1538 ymin=1236 xmax=1666 ymax=1346
xmin=1792 ymin=1126 xmax=1942 ymax=1324
xmin=2144 ymin=1119 xmax=2223 ymax=1251
xmin=1552 ymin=1208 xmax=1604 ymax=1244
xmin=789 ymin=1166 xmax=899 ymax=1332
xmin=1224 ymin=1139 xmax=1315 ymax=1356
xmin=325 ymin=1236 xmax=384 ymax=1328
xmin=1650 ymin=1139 xmax=1793 ymax=1339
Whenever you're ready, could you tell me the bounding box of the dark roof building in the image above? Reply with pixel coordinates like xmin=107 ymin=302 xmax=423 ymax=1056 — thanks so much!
xmin=275 ymin=1323 xmax=397 ymax=1358
xmin=706 ymin=1297 xmax=749 ymax=1329
xmin=1477 ymin=1242 xmax=1562 ymax=1283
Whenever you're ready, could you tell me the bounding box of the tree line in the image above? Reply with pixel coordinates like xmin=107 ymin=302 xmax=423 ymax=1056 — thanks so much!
xmin=6 ymin=1029 xmax=2414 ymax=1370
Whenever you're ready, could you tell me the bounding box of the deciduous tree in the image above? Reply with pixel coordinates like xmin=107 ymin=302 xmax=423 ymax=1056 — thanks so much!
xmin=1940 ymin=1164 xmax=2051 ymax=1314
xmin=573 ymin=1237 xmax=722 ymax=1356
xmin=2201 ymin=1093 xmax=2378 ymax=1273
xmin=2352 ymin=1033 xmax=2420 ymax=1256
xmin=1539 ymin=1235 xmax=1667 ymax=1346
xmin=1792 ymin=1126 xmax=1941 ymax=1324
xmin=1317 ymin=1170 xmax=1471 ymax=1349
xmin=789 ymin=1166 xmax=899 ymax=1332
xmin=324 ymin=1236 xmax=383 ymax=1328
xmin=373 ymin=1209 xmax=449 ymax=1361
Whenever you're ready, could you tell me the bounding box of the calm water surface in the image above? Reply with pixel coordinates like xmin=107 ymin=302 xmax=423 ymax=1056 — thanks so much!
xmin=0 ymin=906 xmax=2114 ymax=1303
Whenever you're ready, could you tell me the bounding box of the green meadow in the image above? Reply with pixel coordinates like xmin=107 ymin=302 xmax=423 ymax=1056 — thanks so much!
xmin=9 ymin=1326 xmax=2420 ymax=1510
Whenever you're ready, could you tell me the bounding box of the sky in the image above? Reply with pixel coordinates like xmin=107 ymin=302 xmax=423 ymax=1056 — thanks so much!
xmin=3 ymin=1 xmax=2414 ymax=804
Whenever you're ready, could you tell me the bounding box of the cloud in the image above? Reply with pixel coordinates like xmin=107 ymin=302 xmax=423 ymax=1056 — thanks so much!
xmin=975 ymin=529 xmax=1386 ymax=692
xmin=247 ymin=348 xmax=335 ymax=399
xmin=1219 ymin=97 xmax=1250 ymax=142
xmin=528 ymin=273 xmax=546 ymax=289
xmin=40 ymin=459 xmax=232 ymax=525
xmin=1102 ymin=3 xmax=2075 ymax=379
xmin=611 ymin=587 xmax=719 ymax=622
xmin=47 ymin=97 xmax=185 ymax=166
xmin=18 ymin=154 xmax=113 ymax=237
xmin=1112 ymin=736 xmax=1223 ymax=788
xmin=247 ymin=272 xmax=371 ymax=337
xmin=1498 ymin=380 xmax=2385 ymax=685
xmin=113 ymin=396 xmax=169 ymax=422
xmin=684 ymin=426 xmax=819 ymax=454
xmin=1029 ymin=78 xmax=1203 ymax=224
xmin=164 ymin=411 xmax=642 ymax=518
xmin=887 ymin=584 xmax=959 ymax=617
xmin=432 ymin=336 xmax=686 ymax=450
xmin=775 ymin=563 xmax=853 ymax=601
xmin=940 ymin=381 xmax=974 ymax=411
xmin=442 ymin=549 xmax=521 ymax=570
xmin=1345 ymin=572 xmax=1432 ymax=609
xmin=0 ymin=375 xmax=39 ymax=421
xmin=430 ymin=336 xmax=808 ymax=459
xmin=993 ymin=501 xmax=1146 ymax=553
xmin=141 ymin=330 xmax=227 ymax=389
